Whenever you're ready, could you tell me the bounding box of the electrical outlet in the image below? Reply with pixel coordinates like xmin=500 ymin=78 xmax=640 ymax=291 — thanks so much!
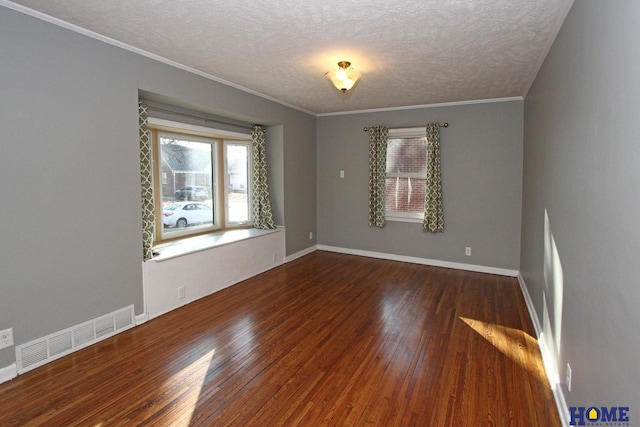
xmin=566 ymin=362 xmax=572 ymax=391
xmin=0 ymin=328 xmax=14 ymax=350
xmin=465 ymin=247 xmax=471 ymax=256
xmin=309 ymin=232 xmax=313 ymax=240
xmin=178 ymin=286 xmax=186 ymax=300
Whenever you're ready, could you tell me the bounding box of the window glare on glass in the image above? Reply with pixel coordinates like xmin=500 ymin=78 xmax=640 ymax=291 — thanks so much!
xmin=385 ymin=132 xmax=427 ymax=219
xmin=386 ymin=137 xmax=427 ymax=175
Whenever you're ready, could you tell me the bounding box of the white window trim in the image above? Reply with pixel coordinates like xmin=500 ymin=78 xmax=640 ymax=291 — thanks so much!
xmin=388 ymin=127 xmax=426 ymax=139
xmin=148 ymin=117 xmax=250 ymax=140
xmin=386 ymin=214 xmax=423 ymax=223
xmin=385 ymin=127 xmax=427 ymax=222
xmin=223 ymin=140 xmax=254 ymax=228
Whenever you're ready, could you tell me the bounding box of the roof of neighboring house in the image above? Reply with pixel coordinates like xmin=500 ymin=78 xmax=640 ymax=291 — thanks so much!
xmin=161 ymin=144 xmax=211 ymax=173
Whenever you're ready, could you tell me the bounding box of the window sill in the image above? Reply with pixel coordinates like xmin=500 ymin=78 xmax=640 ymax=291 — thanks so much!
xmin=386 ymin=216 xmax=423 ymax=224
xmin=150 ymin=227 xmax=282 ymax=262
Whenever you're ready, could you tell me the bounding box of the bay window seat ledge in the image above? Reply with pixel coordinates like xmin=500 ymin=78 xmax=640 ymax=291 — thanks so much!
xmin=151 ymin=227 xmax=283 ymax=262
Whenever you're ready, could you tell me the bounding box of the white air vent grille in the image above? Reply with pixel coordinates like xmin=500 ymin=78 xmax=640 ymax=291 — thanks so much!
xmin=49 ymin=331 xmax=72 ymax=357
xmin=95 ymin=316 xmax=115 ymax=339
xmin=74 ymin=324 xmax=94 ymax=347
xmin=21 ymin=341 xmax=48 ymax=369
xmin=15 ymin=305 xmax=135 ymax=374
xmin=115 ymin=309 xmax=132 ymax=330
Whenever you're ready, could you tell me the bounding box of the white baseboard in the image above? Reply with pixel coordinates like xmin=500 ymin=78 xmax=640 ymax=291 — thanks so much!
xmin=518 ymin=274 xmax=569 ymax=427
xmin=317 ymin=245 xmax=519 ymax=277
xmin=517 ymin=274 xmax=543 ymax=337
xmin=0 ymin=363 xmax=17 ymax=384
xmin=553 ymin=379 xmax=570 ymax=427
xmin=285 ymin=245 xmax=317 ymax=263
xmin=135 ymin=313 xmax=149 ymax=326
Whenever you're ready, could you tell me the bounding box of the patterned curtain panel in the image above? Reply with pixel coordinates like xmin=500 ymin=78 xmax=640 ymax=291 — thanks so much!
xmin=251 ymin=126 xmax=276 ymax=230
xmin=139 ymin=102 xmax=155 ymax=260
xmin=368 ymin=126 xmax=388 ymax=228
xmin=423 ymin=123 xmax=444 ymax=233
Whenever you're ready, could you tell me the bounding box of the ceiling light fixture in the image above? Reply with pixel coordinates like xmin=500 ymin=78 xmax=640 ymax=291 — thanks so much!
xmin=325 ymin=61 xmax=361 ymax=93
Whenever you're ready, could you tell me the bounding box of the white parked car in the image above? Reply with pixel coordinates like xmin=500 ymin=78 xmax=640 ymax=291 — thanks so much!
xmin=162 ymin=202 xmax=213 ymax=228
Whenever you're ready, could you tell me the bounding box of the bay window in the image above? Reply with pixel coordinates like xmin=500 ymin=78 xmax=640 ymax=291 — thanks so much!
xmin=150 ymin=121 xmax=252 ymax=244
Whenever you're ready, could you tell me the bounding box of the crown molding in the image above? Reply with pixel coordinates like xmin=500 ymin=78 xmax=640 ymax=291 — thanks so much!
xmin=0 ymin=0 xmax=316 ymax=116
xmin=317 ymin=97 xmax=524 ymax=117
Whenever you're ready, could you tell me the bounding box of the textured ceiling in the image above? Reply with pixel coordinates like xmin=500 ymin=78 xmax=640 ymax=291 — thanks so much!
xmin=6 ymin=0 xmax=574 ymax=115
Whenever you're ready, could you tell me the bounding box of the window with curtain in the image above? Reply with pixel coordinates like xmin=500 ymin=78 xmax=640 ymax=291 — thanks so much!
xmin=138 ymin=103 xmax=276 ymax=259
xmin=368 ymin=123 xmax=444 ymax=232
xmin=149 ymin=121 xmax=254 ymax=244
xmin=385 ymin=127 xmax=428 ymax=221
xmin=139 ymin=102 xmax=155 ymax=261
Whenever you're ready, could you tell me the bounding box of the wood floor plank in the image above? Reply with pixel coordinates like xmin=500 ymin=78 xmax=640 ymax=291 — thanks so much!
xmin=0 ymin=251 xmax=561 ymax=426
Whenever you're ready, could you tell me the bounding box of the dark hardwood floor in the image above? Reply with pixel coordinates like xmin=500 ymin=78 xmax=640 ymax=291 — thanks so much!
xmin=0 ymin=251 xmax=561 ymax=426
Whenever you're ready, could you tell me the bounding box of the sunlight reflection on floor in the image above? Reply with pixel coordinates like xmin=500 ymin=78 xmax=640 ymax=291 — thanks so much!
xmin=459 ymin=317 xmax=547 ymax=385
xmin=167 ymin=349 xmax=216 ymax=425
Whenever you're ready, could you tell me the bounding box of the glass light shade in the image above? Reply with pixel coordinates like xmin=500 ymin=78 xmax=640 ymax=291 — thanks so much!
xmin=325 ymin=61 xmax=361 ymax=93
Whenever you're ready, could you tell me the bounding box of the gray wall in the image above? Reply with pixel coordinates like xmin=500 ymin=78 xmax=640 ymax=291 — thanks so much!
xmin=0 ymin=6 xmax=316 ymax=367
xmin=317 ymin=101 xmax=524 ymax=270
xmin=522 ymin=0 xmax=640 ymax=409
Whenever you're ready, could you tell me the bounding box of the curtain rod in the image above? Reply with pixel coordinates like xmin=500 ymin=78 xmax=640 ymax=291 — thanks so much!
xmin=363 ymin=123 xmax=448 ymax=132
xmin=145 ymin=105 xmax=255 ymax=131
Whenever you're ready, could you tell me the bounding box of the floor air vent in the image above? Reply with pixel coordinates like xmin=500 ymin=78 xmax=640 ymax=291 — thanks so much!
xmin=15 ymin=305 xmax=135 ymax=374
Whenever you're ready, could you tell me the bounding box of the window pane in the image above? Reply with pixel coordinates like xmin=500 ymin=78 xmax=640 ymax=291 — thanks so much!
xmin=386 ymin=137 xmax=427 ymax=175
xmin=159 ymin=136 xmax=214 ymax=234
xmin=226 ymin=143 xmax=250 ymax=223
xmin=385 ymin=177 xmax=426 ymax=213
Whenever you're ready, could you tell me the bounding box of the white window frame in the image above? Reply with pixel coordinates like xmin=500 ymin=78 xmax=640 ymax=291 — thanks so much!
xmin=385 ymin=127 xmax=427 ymax=223
xmin=223 ymin=140 xmax=253 ymax=228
